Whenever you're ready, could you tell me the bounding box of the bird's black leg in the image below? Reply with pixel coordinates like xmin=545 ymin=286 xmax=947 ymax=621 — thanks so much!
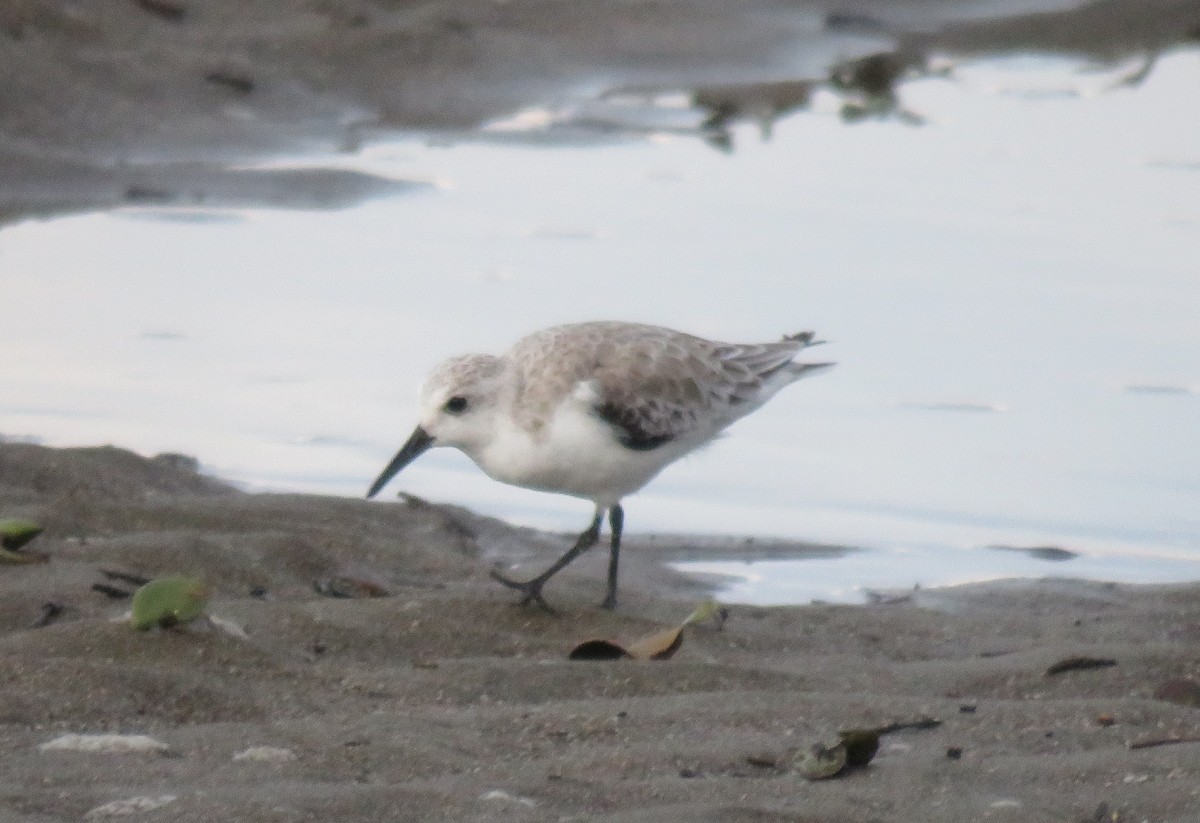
xmin=601 ymin=504 xmax=624 ymax=610
xmin=490 ymin=509 xmax=603 ymax=611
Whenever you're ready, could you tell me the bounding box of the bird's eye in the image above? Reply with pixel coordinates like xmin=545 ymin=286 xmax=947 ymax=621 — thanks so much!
xmin=443 ymin=396 xmax=469 ymax=415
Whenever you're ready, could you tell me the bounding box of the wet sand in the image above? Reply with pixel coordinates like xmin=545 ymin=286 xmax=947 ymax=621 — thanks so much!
xmin=3 ymin=441 xmax=1200 ymax=822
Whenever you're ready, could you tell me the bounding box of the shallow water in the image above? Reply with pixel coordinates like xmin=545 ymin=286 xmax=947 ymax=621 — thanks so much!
xmin=674 ymin=542 xmax=1200 ymax=606
xmin=3 ymin=36 xmax=1198 ymax=602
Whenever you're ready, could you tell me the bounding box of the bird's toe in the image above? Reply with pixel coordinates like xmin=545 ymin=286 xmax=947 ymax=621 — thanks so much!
xmin=490 ymin=568 xmax=555 ymax=612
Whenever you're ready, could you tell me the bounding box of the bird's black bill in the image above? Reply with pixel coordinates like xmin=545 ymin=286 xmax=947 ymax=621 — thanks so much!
xmin=366 ymin=426 xmax=434 ymax=498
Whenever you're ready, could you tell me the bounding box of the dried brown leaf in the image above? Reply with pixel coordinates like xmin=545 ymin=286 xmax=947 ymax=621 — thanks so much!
xmin=624 ymin=626 xmax=685 ymax=660
xmin=837 ymin=729 xmax=881 ymax=767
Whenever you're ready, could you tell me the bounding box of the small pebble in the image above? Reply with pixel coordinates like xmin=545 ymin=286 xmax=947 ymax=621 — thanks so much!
xmin=85 ymin=795 xmax=176 ymax=819
xmin=481 ymin=790 xmax=536 ymax=807
xmin=233 ymin=746 xmax=297 ymax=763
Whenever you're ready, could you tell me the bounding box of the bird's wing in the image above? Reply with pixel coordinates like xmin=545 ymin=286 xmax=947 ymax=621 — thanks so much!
xmin=708 ymin=331 xmax=829 ymax=403
xmin=508 ymin=323 xmax=827 ymax=451
xmin=590 ymin=329 xmax=823 ymax=450
xmin=589 ymin=367 xmax=705 ymax=451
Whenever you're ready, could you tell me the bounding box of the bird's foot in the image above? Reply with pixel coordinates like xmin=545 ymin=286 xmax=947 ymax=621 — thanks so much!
xmin=489 ymin=569 xmax=554 ymax=613
xmin=599 ymin=591 xmax=617 ymax=611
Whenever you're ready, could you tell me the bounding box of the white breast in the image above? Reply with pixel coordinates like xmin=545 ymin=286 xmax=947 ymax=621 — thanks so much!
xmin=472 ymin=392 xmax=695 ymax=506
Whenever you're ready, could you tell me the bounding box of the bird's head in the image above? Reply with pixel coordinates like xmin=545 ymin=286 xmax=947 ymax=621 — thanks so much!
xmin=366 ymin=354 xmax=508 ymax=499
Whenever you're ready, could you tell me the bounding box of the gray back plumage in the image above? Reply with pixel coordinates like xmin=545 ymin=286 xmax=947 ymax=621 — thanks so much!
xmin=508 ymin=322 xmax=830 ymax=449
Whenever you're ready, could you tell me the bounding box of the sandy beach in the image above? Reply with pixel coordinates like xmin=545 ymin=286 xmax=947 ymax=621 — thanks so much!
xmin=2 ymin=441 xmax=1199 ymax=822
xmin=4 ymin=1 xmax=1200 ymax=820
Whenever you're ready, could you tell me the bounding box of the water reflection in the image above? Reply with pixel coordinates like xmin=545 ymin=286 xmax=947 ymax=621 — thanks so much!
xmin=2 ymin=1 xmax=1197 ymax=221
xmin=674 ymin=541 xmax=1200 ymax=606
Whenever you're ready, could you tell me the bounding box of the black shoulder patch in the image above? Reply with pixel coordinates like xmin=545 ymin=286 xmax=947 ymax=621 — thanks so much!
xmin=594 ymin=402 xmax=674 ymax=451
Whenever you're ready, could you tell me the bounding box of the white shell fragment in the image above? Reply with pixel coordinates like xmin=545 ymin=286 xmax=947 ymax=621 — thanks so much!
xmin=84 ymin=795 xmax=177 ymax=818
xmin=481 ymin=789 xmax=537 ymax=807
xmin=38 ymin=734 xmax=170 ymax=754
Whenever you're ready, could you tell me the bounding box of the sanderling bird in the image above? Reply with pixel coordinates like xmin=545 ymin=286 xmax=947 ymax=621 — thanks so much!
xmin=367 ymin=321 xmax=831 ymax=610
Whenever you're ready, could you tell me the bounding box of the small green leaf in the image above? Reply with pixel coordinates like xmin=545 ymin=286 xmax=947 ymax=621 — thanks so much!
xmin=793 ymin=730 xmax=881 ymax=780
xmin=130 ymin=576 xmax=210 ymax=631
xmin=795 ymin=740 xmax=849 ymax=780
xmin=683 ymin=598 xmax=725 ymax=627
xmin=0 ymin=518 xmax=43 ymax=551
xmin=0 ymin=546 xmax=48 ymax=564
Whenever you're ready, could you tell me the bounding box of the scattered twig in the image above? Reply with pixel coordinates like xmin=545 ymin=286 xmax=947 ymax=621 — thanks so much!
xmin=391 ymin=575 xmax=447 ymax=590
xmin=875 ymin=716 xmax=942 ymax=735
xmin=133 ymin=0 xmax=187 ymax=22
xmin=1046 ymin=656 xmax=1118 ymax=677
xmin=92 ymin=583 xmax=133 ymax=599
xmin=863 ymin=588 xmax=914 ymax=605
xmin=31 ymin=602 xmax=65 ymax=628
xmin=398 ymin=492 xmax=480 ymax=554
xmin=99 ymin=568 xmax=152 ymax=587
xmin=744 ymin=753 xmax=779 ymax=769
xmin=313 ymin=575 xmax=391 ymax=599
xmin=1128 ymin=736 xmax=1200 ymax=751
xmin=124 ymin=186 xmax=172 ymax=204
xmin=205 ymin=71 xmax=255 ymax=95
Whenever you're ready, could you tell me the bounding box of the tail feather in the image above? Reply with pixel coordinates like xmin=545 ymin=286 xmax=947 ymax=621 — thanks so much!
xmin=788 ymin=360 xmax=835 ymax=379
xmin=781 ymin=331 xmax=832 ymax=379
xmin=722 ymin=330 xmax=834 ymax=391
xmin=783 ymin=330 xmax=824 ymax=347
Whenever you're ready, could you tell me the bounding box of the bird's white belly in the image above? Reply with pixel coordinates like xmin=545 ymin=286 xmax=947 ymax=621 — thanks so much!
xmin=472 ymin=405 xmax=688 ymax=505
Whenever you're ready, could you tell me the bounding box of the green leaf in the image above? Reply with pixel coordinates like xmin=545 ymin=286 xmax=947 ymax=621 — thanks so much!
xmin=793 ymin=730 xmax=880 ymax=780
xmin=130 ymin=576 xmax=210 ymax=631
xmin=683 ymin=598 xmax=726 ymax=627
xmin=0 ymin=547 xmax=48 ymax=564
xmin=795 ymin=740 xmax=849 ymax=780
xmin=0 ymin=518 xmax=43 ymax=551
